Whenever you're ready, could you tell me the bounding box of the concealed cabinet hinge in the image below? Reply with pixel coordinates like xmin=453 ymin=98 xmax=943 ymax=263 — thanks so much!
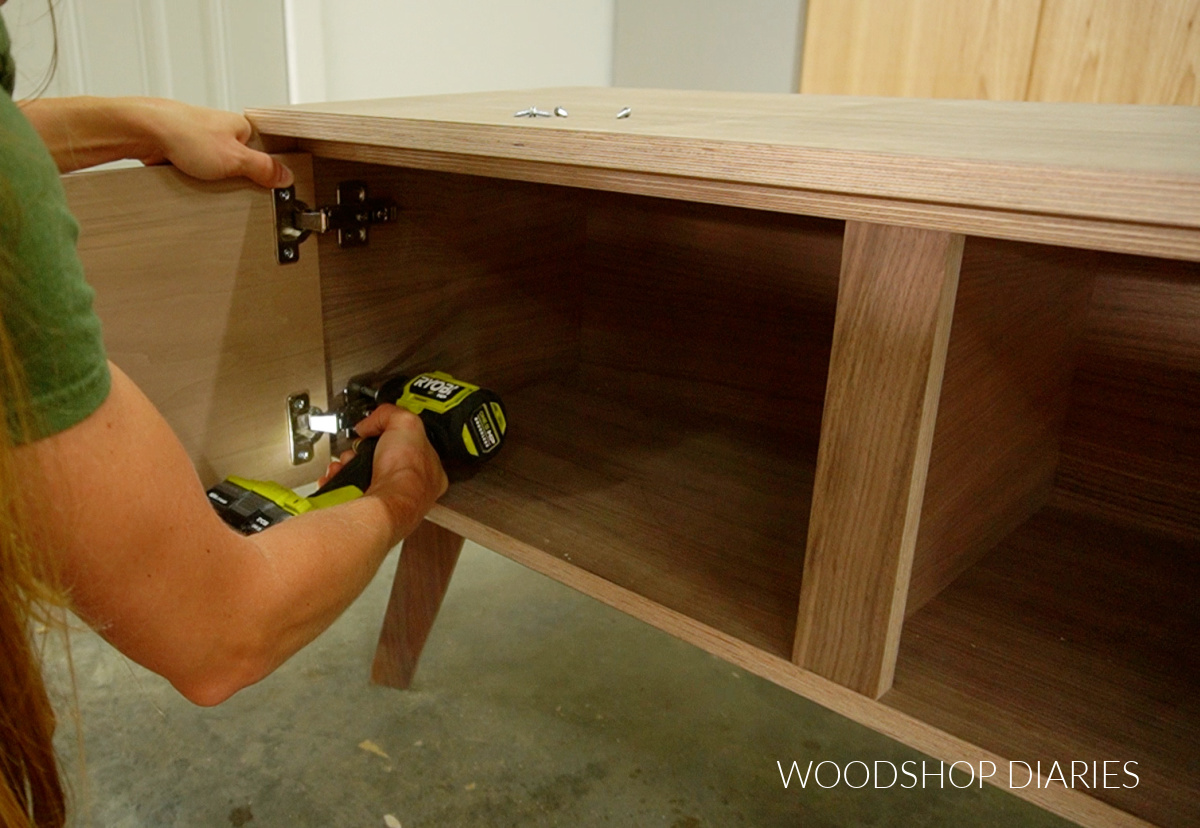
xmin=273 ymin=180 xmax=398 ymax=265
xmin=287 ymin=391 xmax=344 ymax=465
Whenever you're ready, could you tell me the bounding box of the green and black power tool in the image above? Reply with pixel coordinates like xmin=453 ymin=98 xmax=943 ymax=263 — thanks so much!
xmin=206 ymin=370 xmax=507 ymax=534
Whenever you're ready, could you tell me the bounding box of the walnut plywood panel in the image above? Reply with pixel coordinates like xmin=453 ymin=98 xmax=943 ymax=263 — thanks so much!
xmin=799 ymin=0 xmax=1043 ymax=100
xmin=312 ymin=160 xmax=584 ymax=402
xmin=578 ymin=194 xmax=842 ymax=454
xmin=65 ymin=154 xmax=328 ymax=489
xmin=794 ymin=222 xmax=964 ymax=698
xmin=908 ymin=239 xmax=1097 ymax=615
xmin=247 ymin=90 xmax=1200 ymax=237
xmin=294 ymin=138 xmax=1200 ymax=263
xmin=1028 ymin=0 xmax=1200 ymax=105
xmin=1054 ymin=254 xmax=1200 ymax=537
xmin=437 ymin=381 xmax=813 ymax=657
xmin=887 ymin=507 xmax=1200 ymax=828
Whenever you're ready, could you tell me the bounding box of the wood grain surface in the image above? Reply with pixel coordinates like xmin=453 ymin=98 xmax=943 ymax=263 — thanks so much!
xmin=800 ymin=0 xmax=1200 ymax=106
xmin=794 ymin=222 xmax=964 ymax=698
xmin=246 ymin=89 xmax=1200 ymax=236
xmin=888 ymin=506 xmax=1200 ymax=828
xmin=294 ymin=139 xmax=1200 ymax=263
xmin=800 ymin=0 xmax=1044 ymax=100
xmin=65 ymin=154 xmax=329 ymax=489
xmin=1027 ymin=0 xmax=1200 ymax=105
xmin=578 ymin=193 xmax=842 ymax=454
xmin=435 ymin=381 xmax=814 ymax=657
xmin=313 ymin=159 xmax=583 ymax=412
xmin=1054 ymin=254 xmax=1200 ymax=538
xmin=371 ymin=520 xmax=465 ymax=689
xmin=908 ymin=238 xmax=1097 ymax=614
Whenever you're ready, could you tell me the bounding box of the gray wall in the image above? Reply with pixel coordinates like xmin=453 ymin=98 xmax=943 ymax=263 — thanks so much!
xmin=612 ymin=0 xmax=807 ymax=93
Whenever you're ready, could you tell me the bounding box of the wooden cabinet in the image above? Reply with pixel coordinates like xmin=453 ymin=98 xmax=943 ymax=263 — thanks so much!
xmin=68 ymin=88 xmax=1198 ymax=828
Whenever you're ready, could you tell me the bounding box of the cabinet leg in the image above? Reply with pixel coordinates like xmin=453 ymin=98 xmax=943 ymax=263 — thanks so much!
xmin=371 ymin=519 xmax=465 ymax=689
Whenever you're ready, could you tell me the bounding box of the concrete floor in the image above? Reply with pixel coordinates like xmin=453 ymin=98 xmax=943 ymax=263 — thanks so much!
xmin=45 ymin=541 xmax=1072 ymax=828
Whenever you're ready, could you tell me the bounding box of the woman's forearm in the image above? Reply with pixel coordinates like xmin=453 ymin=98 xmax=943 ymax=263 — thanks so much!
xmin=20 ymin=96 xmax=160 ymax=172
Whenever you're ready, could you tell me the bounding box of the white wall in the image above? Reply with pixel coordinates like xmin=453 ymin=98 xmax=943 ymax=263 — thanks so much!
xmin=612 ymin=0 xmax=806 ymax=93
xmin=4 ymin=0 xmax=288 ymax=110
xmin=283 ymin=0 xmax=614 ymax=103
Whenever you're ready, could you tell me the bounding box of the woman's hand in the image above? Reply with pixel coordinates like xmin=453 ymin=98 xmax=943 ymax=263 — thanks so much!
xmin=128 ymin=98 xmax=292 ymax=189
xmin=22 ymin=96 xmax=293 ymax=188
xmin=321 ymin=405 xmax=448 ymax=547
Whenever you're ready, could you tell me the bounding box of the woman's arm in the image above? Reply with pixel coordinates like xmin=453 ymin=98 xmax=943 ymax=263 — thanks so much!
xmin=19 ymin=95 xmax=291 ymax=188
xmin=18 ymin=363 xmax=446 ymax=706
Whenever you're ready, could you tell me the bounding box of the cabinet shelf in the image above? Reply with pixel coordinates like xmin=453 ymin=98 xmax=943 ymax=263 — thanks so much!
xmin=885 ymin=506 xmax=1200 ymax=828
xmin=437 ymin=380 xmax=814 ymax=657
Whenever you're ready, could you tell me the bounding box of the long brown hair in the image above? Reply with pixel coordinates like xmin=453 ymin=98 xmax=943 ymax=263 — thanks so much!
xmin=0 ymin=160 xmax=68 ymax=827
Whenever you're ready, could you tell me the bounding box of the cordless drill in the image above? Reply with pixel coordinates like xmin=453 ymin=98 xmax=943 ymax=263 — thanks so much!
xmin=206 ymin=371 xmax=507 ymax=534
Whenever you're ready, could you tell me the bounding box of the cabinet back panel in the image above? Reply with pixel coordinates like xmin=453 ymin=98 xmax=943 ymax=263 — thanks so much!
xmin=578 ymin=193 xmax=843 ymax=457
xmin=314 ymin=161 xmax=585 ymax=404
xmin=1054 ymin=255 xmax=1200 ymax=538
xmin=910 ymin=238 xmax=1097 ymax=615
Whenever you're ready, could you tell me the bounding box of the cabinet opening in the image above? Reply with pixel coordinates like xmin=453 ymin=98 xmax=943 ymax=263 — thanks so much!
xmin=314 ymin=160 xmax=842 ymax=658
xmin=887 ymin=240 xmax=1200 ymax=827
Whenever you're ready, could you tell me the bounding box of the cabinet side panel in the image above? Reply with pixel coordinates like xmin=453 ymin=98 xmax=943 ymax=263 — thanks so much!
xmin=314 ymin=161 xmax=585 ymax=402
xmin=908 ymin=239 xmax=1096 ymax=615
xmin=68 ymin=154 xmax=328 ymax=489
xmin=578 ymin=194 xmax=842 ymax=456
xmin=1054 ymin=256 xmax=1200 ymax=538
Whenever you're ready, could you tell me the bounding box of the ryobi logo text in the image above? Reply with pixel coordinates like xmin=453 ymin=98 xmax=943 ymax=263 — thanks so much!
xmin=410 ymin=375 xmax=463 ymax=402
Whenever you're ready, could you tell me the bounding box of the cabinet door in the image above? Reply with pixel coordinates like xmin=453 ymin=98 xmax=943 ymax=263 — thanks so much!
xmin=62 ymin=153 xmax=329 ymax=489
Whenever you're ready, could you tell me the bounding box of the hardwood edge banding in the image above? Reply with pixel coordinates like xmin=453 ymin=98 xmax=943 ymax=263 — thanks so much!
xmin=244 ymin=109 xmax=1200 ymax=230
xmin=289 ymin=140 xmax=1200 ymax=263
xmin=425 ymin=503 xmax=1155 ymax=828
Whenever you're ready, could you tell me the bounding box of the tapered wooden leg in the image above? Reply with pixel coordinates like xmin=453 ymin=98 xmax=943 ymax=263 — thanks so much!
xmin=371 ymin=519 xmax=465 ymax=688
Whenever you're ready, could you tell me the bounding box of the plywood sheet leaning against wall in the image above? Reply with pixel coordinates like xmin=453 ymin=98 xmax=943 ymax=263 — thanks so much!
xmin=65 ymin=153 xmax=329 ymax=489
xmin=1026 ymin=0 xmax=1200 ymax=104
xmin=799 ymin=0 xmax=1044 ymax=99
xmin=800 ymin=0 xmax=1200 ymax=106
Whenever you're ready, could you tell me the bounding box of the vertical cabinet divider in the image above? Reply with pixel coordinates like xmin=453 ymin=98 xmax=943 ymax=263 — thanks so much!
xmin=794 ymin=221 xmax=964 ymax=699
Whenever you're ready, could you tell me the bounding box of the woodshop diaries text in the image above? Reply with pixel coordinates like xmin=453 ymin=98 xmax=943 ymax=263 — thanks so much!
xmin=776 ymin=760 xmax=1140 ymax=790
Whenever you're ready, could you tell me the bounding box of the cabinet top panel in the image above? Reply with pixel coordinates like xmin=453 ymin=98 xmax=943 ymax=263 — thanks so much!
xmin=247 ymin=87 xmax=1200 ymax=236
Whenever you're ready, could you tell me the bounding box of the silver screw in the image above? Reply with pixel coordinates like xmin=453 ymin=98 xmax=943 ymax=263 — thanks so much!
xmin=278 ymin=188 xmax=292 ymax=201
xmin=616 ymin=107 xmax=632 ymax=119
xmin=357 ymin=227 xmax=367 ymax=242
xmin=355 ymin=187 xmax=367 ymax=202
xmin=554 ymin=106 xmax=568 ymax=117
xmin=281 ymin=246 xmax=296 ymax=261
xmin=297 ymin=447 xmax=312 ymax=461
xmin=291 ymin=397 xmax=307 ymax=413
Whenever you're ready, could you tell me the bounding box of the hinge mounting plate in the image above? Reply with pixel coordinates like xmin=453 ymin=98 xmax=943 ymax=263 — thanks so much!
xmin=273 ymin=180 xmax=398 ymax=265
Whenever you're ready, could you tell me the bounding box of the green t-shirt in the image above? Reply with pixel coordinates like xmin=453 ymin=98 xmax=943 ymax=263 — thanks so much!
xmin=1 ymin=14 xmax=111 ymax=443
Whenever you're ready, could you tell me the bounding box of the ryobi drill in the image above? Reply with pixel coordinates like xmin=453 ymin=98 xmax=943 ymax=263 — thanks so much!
xmin=206 ymin=371 xmax=507 ymax=534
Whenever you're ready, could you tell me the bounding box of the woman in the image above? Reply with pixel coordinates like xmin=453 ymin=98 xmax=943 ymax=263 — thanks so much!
xmin=0 ymin=12 xmax=447 ymax=826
